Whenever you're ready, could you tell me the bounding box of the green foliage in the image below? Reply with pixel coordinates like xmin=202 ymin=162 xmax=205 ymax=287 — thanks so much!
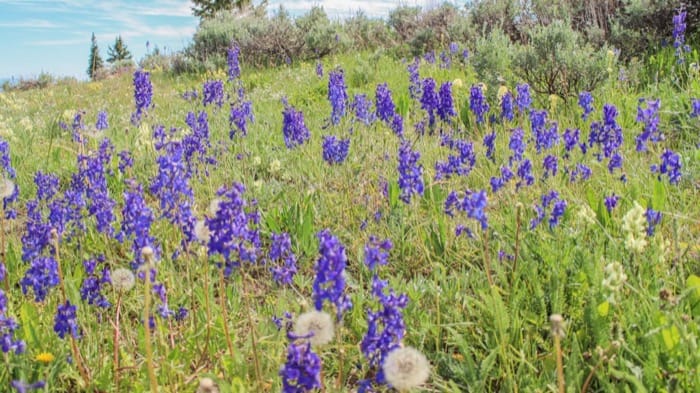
xmin=513 ymin=21 xmax=610 ymax=98
xmin=87 ymin=33 xmax=104 ymax=80
xmin=191 ymin=0 xmax=251 ymax=19
xmin=471 ymin=28 xmax=516 ymax=90
xmin=106 ymin=36 xmax=132 ymax=64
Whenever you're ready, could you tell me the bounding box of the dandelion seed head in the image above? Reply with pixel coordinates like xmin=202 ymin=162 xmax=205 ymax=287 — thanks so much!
xmin=111 ymin=268 xmax=135 ymax=292
xmin=294 ymin=310 xmax=335 ymax=346
xmin=382 ymin=346 xmax=430 ymax=392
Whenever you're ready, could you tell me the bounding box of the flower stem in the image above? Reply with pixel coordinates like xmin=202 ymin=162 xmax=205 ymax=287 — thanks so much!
xmin=113 ymin=291 xmax=123 ymax=391
xmin=143 ymin=272 xmax=158 ymax=392
xmin=242 ymin=271 xmax=262 ymax=387
xmin=554 ymin=335 xmax=565 ymax=393
xmin=218 ymin=268 xmax=235 ymax=362
xmin=483 ymin=229 xmax=494 ymax=286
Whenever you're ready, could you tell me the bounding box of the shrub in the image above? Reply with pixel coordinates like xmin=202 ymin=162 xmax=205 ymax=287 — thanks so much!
xmin=513 ymin=21 xmax=610 ymax=98
xmin=471 ymin=29 xmax=516 ymax=90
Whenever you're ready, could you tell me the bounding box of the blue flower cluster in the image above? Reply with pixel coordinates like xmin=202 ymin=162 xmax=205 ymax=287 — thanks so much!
xmin=437 ymin=81 xmax=456 ymax=122
xmin=80 ymin=138 xmax=117 ymax=236
xmin=635 ymin=99 xmax=663 ymax=152
xmin=202 ymin=80 xmax=225 ymax=108
xmin=206 ymin=182 xmax=261 ymax=276
xmin=229 ymin=88 xmax=255 ymax=138
xmin=282 ymin=101 xmax=311 ymax=149
xmin=435 ymin=136 xmax=476 ymax=180
xmin=359 ymin=237 xmax=408 ymax=391
xmin=315 ymin=61 xmax=323 ymax=77
xmin=280 ymin=339 xmax=322 ymax=393
xmin=227 ymin=43 xmax=241 ymax=81
xmin=183 ymin=111 xmax=216 ymax=174
xmin=407 ymin=58 xmax=421 ymax=100
xmin=0 ymin=279 xmax=25 ymax=354
xmin=116 ymin=181 xmax=158 ymax=270
xmin=469 ymin=85 xmax=490 ymax=124
xmin=515 ymin=83 xmax=532 ymax=114
xmin=529 ymin=190 xmax=567 ymax=230
xmin=673 ymin=8 xmax=690 ymax=61
xmin=20 ymin=256 xmax=59 ymax=302
xmin=605 ymin=194 xmax=619 ymax=212
xmin=692 ymin=99 xmax=700 ymax=118
xmin=578 ymin=92 xmax=594 ymax=121
xmin=651 ymin=149 xmax=681 ymax=185
xmin=500 ymin=91 xmax=514 ymax=122
xmin=328 ymin=69 xmax=348 ymax=125
xmin=131 ymin=70 xmax=153 ymax=125
xmin=54 ymin=300 xmax=80 ymax=339
xmin=530 ymin=110 xmax=559 ymax=153
xmin=322 ymin=135 xmax=350 ymax=165
xmin=490 ymin=165 xmax=514 ymax=193
xmin=420 ymin=78 xmax=439 ymax=127
xmin=375 ymin=83 xmax=395 ymax=123
xmin=80 ymin=255 xmax=111 ymax=308
xmin=646 ymin=208 xmax=662 ymax=236
xmin=445 ymin=189 xmax=489 ymax=231
xmin=313 ymin=229 xmax=351 ymax=321
xmin=95 ymin=110 xmax=109 ymax=131
xmin=397 ymin=141 xmax=424 ymax=204
xmin=269 ymin=232 xmax=298 ymax=285
xmin=0 ymin=138 xmax=18 ymax=218
xmin=352 ymin=94 xmax=376 ymax=125
xmin=569 ymin=163 xmax=592 ymax=183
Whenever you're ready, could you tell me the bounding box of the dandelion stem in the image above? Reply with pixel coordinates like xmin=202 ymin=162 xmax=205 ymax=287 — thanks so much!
xmin=113 ymin=291 xmax=123 ymax=392
xmin=242 ymin=271 xmax=262 ymax=387
xmin=143 ymin=271 xmax=158 ymax=392
xmin=554 ymin=334 xmax=565 ymax=393
xmin=218 ymin=268 xmax=235 ymax=362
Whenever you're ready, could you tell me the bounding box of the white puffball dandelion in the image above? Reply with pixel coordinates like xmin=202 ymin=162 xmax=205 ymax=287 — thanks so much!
xmin=0 ymin=178 xmax=15 ymax=199
xmin=194 ymin=219 xmax=210 ymax=243
xmin=208 ymin=198 xmax=222 ymax=216
xmin=293 ymin=310 xmax=335 ymax=346
xmin=111 ymin=268 xmax=135 ymax=292
xmin=196 ymin=377 xmax=219 ymax=393
xmin=382 ymin=346 xmax=430 ymax=392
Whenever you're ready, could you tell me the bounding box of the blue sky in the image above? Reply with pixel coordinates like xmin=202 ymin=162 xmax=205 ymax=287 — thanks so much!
xmin=0 ymin=0 xmax=436 ymax=80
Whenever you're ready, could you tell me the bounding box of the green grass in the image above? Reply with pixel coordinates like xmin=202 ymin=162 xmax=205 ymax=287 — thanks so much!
xmin=0 ymin=47 xmax=699 ymax=392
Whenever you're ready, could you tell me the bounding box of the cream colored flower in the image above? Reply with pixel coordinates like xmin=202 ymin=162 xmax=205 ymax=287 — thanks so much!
xmin=208 ymin=198 xmax=222 ymax=216
xmin=622 ymin=201 xmax=647 ymax=253
xmin=0 ymin=178 xmax=15 ymax=199
xmin=294 ymin=310 xmax=335 ymax=346
xmin=269 ymin=159 xmax=281 ymax=173
xmin=196 ymin=377 xmax=219 ymax=393
xmin=194 ymin=219 xmax=210 ymax=243
xmin=383 ymin=346 xmax=430 ymax=392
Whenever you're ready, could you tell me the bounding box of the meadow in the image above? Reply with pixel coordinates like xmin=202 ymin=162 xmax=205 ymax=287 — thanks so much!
xmin=0 ymin=24 xmax=700 ymax=393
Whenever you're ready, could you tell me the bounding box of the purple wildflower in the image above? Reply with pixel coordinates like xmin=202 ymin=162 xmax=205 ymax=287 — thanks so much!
xmin=490 ymin=166 xmax=513 ymax=193
xmin=352 ymin=94 xmax=376 ymax=125
xmin=635 ymin=99 xmax=663 ymax=152
xmin=569 ymin=163 xmax=592 ymax=182
xmin=439 ymin=50 xmax=451 ymax=69
xmin=501 ymin=91 xmax=514 ymax=122
xmin=578 ymin=92 xmax=594 ymax=121
xmin=95 ymin=110 xmax=109 ymax=130
xmin=131 ymin=70 xmax=153 ymax=125
xmin=449 ymin=42 xmax=459 ymax=54
xmin=227 ymin=43 xmax=241 ymax=81
xmin=646 ymin=208 xmax=662 ymax=236
xmin=673 ymin=8 xmax=690 ymax=61
xmin=515 ymin=83 xmax=531 ymax=114
xmin=282 ymin=101 xmax=311 ymax=149
xmin=397 ymin=141 xmax=424 ymax=204
xmin=229 ymin=97 xmax=254 ymax=138
xmin=269 ymin=232 xmax=298 ymax=285
xmin=691 ymin=99 xmax=700 ymax=117
xmin=652 ymin=149 xmax=681 ymax=185
xmin=509 ymin=127 xmax=526 ymax=164
xmin=313 ymin=229 xmax=351 ymax=320
xmin=437 ymin=81 xmax=456 ymax=122
xmin=469 ymin=85 xmax=489 ymax=124
xmin=316 ymin=61 xmax=323 ymax=77
xmin=202 ymin=80 xmax=224 ymax=108
xmin=375 ymin=83 xmax=395 ymax=123
xmin=407 ymin=58 xmax=421 ymax=100
xmin=54 ymin=300 xmax=80 ymax=339
xmin=116 ymin=181 xmax=158 ymax=270
xmin=391 ymin=114 xmax=404 ymax=138
xmin=420 ymin=78 xmax=439 ymax=127
xmin=516 ymin=159 xmax=534 ymax=188
xmin=328 ymin=69 xmax=348 ymax=125
xmin=444 ymin=189 xmax=489 ymax=231
xmin=322 ymin=135 xmax=350 ymax=165
xmin=280 ymin=340 xmax=322 ymax=392
xmin=364 ymin=237 xmax=392 ymax=271
xmin=543 ymin=154 xmax=558 ymax=178
xmin=20 ymin=257 xmax=59 ymax=302
xmin=10 ymin=380 xmax=45 ymax=393
xmin=562 ymin=128 xmax=580 ymax=154
xmin=118 ymin=150 xmax=133 ymax=174
xmin=435 ymin=136 xmax=476 ymax=180
xmin=80 ymin=255 xmax=110 ymax=308
xmin=605 ymin=194 xmax=619 ymax=212
xmin=483 ymin=131 xmax=496 ymax=161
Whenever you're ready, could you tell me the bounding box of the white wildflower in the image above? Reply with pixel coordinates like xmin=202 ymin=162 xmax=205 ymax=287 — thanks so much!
xmin=196 ymin=377 xmax=219 ymax=393
xmin=622 ymin=201 xmax=647 ymax=253
xmin=602 ymin=260 xmax=627 ymax=304
xmin=194 ymin=219 xmax=210 ymax=243
xmin=0 ymin=178 xmax=15 ymax=199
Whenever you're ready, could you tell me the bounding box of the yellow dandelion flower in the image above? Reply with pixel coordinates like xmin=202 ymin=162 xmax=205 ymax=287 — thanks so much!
xmin=36 ymin=352 xmax=55 ymax=363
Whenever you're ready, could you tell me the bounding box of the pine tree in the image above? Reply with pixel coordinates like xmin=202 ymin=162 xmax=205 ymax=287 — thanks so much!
xmin=107 ymin=36 xmax=133 ymax=64
xmin=87 ymin=33 xmax=104 ymax=80
xmin=191 ymin=0 xmax=251 ymax=19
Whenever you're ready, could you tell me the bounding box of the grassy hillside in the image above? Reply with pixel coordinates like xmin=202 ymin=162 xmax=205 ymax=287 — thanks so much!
xmin=0 ymin=47 xmax=699 ymax=392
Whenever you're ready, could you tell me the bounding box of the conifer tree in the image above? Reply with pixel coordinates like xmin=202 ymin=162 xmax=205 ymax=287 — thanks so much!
xmin=107 ymin=36 xmax=133 ymax=63
xmin=87 ymin=33 xmax=104 ymax=80
xmin=191 ymin=0 xmax=251 ymax=19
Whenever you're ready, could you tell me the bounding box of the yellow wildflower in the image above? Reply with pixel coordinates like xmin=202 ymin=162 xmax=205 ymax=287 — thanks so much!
xmin=36 ymin=352 xmax=55 ymax=363
xmin=452 ymin=78 xmax=463 ymax=89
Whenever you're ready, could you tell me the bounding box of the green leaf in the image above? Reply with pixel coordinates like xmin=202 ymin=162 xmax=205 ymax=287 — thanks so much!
xmin=661 ymin=325 xmax=680 ymax=350
xmin=652 ymin=181 xmax=666 ymax=211
xmin=597 ymin=300 xmax=610 ymax=317
xmin=687 ymin=274 xmax=700 ymax=300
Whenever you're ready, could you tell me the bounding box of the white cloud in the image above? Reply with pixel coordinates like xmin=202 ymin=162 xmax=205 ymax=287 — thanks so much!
xmin=0 ymin=19 xmax=62 ymax=29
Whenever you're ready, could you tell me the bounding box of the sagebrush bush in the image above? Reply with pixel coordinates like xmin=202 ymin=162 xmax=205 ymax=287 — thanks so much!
xmin=513 ymin=21 xmax=610 ymax=98
xmin=471 ymin=29 xmax=516 ymax=91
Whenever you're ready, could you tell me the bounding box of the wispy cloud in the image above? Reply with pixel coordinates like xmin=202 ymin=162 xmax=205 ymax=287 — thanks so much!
xmin=27 ymin=38 xmax=85 ymax=46
xmin=0 ymin=19 xmax=62 ymax=29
